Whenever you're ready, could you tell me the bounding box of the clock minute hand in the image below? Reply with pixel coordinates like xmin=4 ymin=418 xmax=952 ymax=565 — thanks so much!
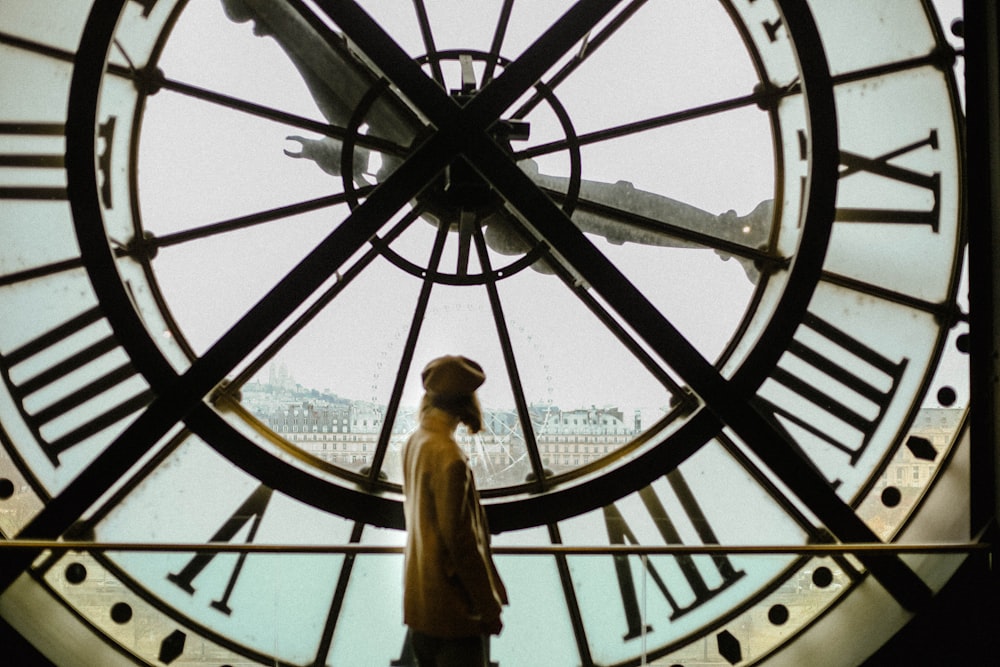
xmin=483 ymin=162 xmax=776 ymax=282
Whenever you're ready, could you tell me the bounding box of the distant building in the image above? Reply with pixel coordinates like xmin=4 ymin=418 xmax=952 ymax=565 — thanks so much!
xmin=242 ymin=373 xmax=642 ymax=484
xmin=240 ymin=371 xmax=964 ymax=496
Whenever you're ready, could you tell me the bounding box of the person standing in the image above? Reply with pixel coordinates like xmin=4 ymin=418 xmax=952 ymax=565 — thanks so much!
xmin=402 ymin=355 xmax=508 ymax=666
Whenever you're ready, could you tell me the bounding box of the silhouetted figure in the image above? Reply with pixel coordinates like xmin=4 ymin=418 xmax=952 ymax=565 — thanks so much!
xmin=402 ymin=356 xmax=508 ymax=667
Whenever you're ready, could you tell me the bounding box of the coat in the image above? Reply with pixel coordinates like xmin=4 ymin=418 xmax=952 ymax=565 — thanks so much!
xmin=402 ymin=407 xmax=508 ymax=638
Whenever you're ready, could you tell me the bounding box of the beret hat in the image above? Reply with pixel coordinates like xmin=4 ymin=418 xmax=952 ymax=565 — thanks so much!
xmin=421 ymin=355 xmax=485 ymax=396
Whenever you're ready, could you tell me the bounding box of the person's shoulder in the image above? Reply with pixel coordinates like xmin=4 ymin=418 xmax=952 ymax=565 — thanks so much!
xmin=414 ymin=430 xmax=462 ymax=462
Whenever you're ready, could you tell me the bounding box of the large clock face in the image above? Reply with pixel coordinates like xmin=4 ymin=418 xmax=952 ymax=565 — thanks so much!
xmin=0 ymin=1 xmax=970 ymax=665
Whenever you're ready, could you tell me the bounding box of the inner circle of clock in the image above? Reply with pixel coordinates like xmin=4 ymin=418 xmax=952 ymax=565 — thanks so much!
xmin=326 ymin=48 xmax=581 ymax=286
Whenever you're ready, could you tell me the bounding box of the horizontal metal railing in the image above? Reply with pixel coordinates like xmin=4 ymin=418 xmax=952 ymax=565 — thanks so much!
xmin=0 ymin=540 xmax=990 ymax=555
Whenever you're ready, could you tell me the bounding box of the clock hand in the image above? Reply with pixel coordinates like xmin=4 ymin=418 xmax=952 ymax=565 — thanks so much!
xmin=229 ymin=1 xmax=776 ymax=279
xmin=121 ymin=189 xmax=376 ymax=259
xmin=284 ymin=134 xmax=373 ymax=182
xmin=221 ymin=0 xmax=422 ymax=144
xmin=482 ymin=161 xmax=777 ymax=282
xmin=219 ymin=0 xmax=419 ymax=186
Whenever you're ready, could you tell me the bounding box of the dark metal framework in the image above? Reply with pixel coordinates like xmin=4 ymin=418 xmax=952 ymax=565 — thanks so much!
xmin=0 ymin=0 xmax=943 ymax=615
xmin=0 ymin=1 xmax=988 ymax=664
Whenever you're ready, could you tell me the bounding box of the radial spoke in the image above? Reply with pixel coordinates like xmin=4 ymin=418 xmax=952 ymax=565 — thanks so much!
xmin=412 ymin=0 xmax=446 ymax=87
xmin=510 ymin=0 xmax=650 ymax=120
xmin=472 ymin=225 xmax=547 ymax=486
xmin=0 ymin=257 xmax=85 ymax=287
xmin=819 ymin=270 xmax=953 ymax=318
xmin=540 ymin=186 xmax=782 ymax=269
xmin=481 ymin=0 xmax=515 ymax=87
xmin=126 ymin=69 xmax=411 ymax=157
xmin=122 ymin=188 xmax=376 ymax=257
xmin=226 ymin=205 xmax=425 ymax=392
xmin=368 ymin=219 xmax=451 ymax=481
xmin=0 ymin=30 xmax=74 ymax=63
xmin=517 ymin=50 xmax=941 ymax=163
xmin=517 ymin=86 xmax=792 ymax=161
xmin=456 ymin=211 xmax=474 ymax=276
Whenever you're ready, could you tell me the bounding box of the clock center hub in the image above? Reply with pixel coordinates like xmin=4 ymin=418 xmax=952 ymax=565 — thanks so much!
xmin=422 ymin=53 xmax=531 ymax=220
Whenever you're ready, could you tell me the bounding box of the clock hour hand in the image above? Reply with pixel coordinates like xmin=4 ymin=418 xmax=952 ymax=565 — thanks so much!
xmin=284 ymin=134 xmax=373 ymax=182
xmin=219 ymin=0 xmax=421 ymax=164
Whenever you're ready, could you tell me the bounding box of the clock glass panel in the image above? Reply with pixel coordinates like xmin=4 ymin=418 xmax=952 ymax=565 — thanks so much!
xmin=0 ymin=0 xmax=970 ymax=665
xmin=125 ymin=0 xmax=787 ymax=493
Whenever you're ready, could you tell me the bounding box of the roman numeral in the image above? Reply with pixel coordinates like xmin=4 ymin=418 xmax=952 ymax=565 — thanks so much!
xmin=756 ymin=311 xmax=908 ymax=467
xmin=836 ymin=130 xmax=941 ymax=230
xmin=97 ymin=116 xmax=116 ymax=209
xmin=130 ymin=0 xmax=161 ymax=17
xmin=604 ymin=470 xmax=745 ymax=639
xmin=0 ymin=122 xmax=66 ymax=200
xmin=0 ymin=119 xmax=117 ymax=205
xmin=1 ymin=306 xmax=155 ymax=464
xmin=759 ymin=15 xmax=784 ymax=42
xmin=746 ymin=0 xmax=784 ymax=42
xmin=167 ymin=485 xmax=273 ymax=615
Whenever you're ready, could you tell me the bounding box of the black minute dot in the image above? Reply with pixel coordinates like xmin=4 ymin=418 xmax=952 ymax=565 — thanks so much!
xmin=110 ymin=602 xmax=133 ymax=624
xmin=812 ymin=567 xmax=834 ymax=588
xmin=768 ymin=604 xmax=790 ymax=625
xmin=882 ymin=486 xmax=902 ymax=507
xmin=65 ymin=562 xmax=87 ymax=584
xmin=937 ymin=386 xmax=957 ymax=406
